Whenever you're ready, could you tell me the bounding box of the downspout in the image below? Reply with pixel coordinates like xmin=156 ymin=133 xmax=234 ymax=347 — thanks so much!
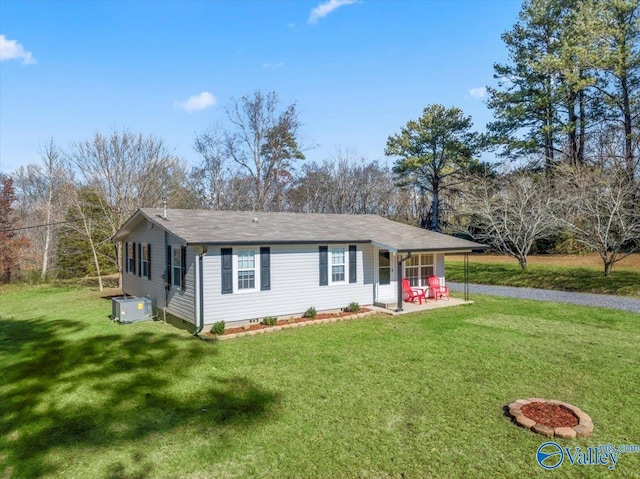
xmin=112 ymin=240 xmax=121 ymax=290
xmin=396 ymin=252 xmax=412 ymax=312
xmin=164 ymin=230 xmax=169 ymax=322
xmin=193 ymin=247 xmax=205 ymax=336
xmin=464 ymin=252 xmax=469 ymax=302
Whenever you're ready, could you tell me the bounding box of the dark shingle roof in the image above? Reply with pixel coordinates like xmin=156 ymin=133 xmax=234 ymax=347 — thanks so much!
xmin=114 ymin=208 xmax=486 ymax=253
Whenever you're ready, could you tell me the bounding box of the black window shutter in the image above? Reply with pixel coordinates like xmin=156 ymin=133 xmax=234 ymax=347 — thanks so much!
xmin=138 ymin=243 xmax=142 ymax=277
xmin=147 ymin=244 xmax=152 ymax=280
xmin=124 ymin=242 xmax=129 ymax=273
xmin=319 ymin=246 xmax=328 ymax=286
xmin=132 ymin=242 xmax=137 ymax=275
xmin=166 ymin=245 xmax=172 ymax=286
xmin=349 ymin=245 xmax=357 ymax=283
xmin=221 ymin=248 xmax=232 ymax=294
xmin=181 ymin=246 xmax=187 ymax=289
xmin=260 ymin=247 xmax=271 ymax=291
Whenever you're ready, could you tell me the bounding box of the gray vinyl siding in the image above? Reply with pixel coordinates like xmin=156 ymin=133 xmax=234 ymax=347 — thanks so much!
xmin=166 ymin=233 xmax=196 ymax=324
xmin=120 ymin=219 xmax=164 ymax=312
xmin=201 ymin=244 xmax=375 ymax=325
xmin=120 ymin=220 xmax=195 ymax=324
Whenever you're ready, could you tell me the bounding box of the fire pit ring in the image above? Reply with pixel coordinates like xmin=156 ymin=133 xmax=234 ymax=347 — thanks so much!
xmin=507 ymin=398 xmax=593 ymax=438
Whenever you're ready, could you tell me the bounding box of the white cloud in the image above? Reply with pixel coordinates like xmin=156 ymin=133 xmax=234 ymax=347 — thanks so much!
xmin=469 ymin=87 xmax=487 ymax=98
xmin=0 ymin=35 xmax=36 ymax=64
xmin=174 ymin=91 xmax=217 ymax=112
xmin=308 ymin=0 xmax=356 ymax=24
xmin=262 ymin=62 xmax=284 ymax=69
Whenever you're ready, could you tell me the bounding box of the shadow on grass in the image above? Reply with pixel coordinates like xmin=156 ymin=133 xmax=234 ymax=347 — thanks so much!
xmin=0 ymin=316 xmax=279 ymax=478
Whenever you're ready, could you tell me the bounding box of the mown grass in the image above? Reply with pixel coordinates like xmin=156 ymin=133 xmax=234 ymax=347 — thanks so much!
xmin=1 ymin=285 xmax=639 ymax=478
xmin=446 ymin=254 xmax=640 ymax=297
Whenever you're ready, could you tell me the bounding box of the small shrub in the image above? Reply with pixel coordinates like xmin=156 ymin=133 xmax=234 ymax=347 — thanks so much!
xmin=210 ymin=321 xmax=225 ymax=335
xmin=262 ymin=316 xmax=278 ymax=326
xmin=345 ymin=302 xmax=360 ymax=313
xmin=303 ymin=307 xmax=317 ymax=318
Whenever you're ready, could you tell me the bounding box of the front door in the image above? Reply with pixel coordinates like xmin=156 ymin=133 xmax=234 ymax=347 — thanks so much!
xmin=375 ymin=249 xmax=395 ymax=301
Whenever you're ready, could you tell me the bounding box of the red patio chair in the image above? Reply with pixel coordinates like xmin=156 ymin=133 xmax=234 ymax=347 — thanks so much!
xmin=402 ymin=278 xmax=426 ymax=305
xmin=427 ymin=276 xmax=450 ymax=301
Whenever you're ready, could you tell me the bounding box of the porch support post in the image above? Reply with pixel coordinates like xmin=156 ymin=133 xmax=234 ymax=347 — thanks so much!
xmin=464 ymin=252 xmax=469 ymax=302
xmin=396 ymin=252 xmax=412 ymax=312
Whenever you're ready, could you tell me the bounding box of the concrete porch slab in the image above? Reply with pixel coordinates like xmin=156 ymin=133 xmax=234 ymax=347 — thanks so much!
xmin=371 ymin=297 xmax=472 ymax=315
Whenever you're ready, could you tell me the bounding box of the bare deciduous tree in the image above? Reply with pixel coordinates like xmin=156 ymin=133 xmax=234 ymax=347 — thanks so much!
xmin=223 ymin=90 xmax=305 ymax=211
xmin=64 ymin=129 xmax=188 ymax=286
xmin=191 ymin=124 xmax=228 ymax=210
xmin=288 ymin=148 xmax=399 ymax=217
xmin=462 ymin=169 xmax=561 ymax=270
xmin=13 ymin=139 xmax=65 ymax=279
xmin=559 ymin=164 xmax=640 ymax=276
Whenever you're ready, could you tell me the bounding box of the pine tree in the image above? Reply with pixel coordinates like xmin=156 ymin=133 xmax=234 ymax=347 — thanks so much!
xmin=55 ymin=187 xmax=116 ymax=280
xmin=385 ymin=104 xmax=481 ymax=232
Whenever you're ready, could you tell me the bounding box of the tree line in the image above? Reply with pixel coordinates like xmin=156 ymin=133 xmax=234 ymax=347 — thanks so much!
xmin=1 ymin=0 xmax=638 ymax=287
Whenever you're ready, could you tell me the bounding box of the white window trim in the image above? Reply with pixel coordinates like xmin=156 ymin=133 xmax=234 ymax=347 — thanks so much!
xmin=329 ymin=246 xmax=347 ymax=285
xmin=233 ymin=249 xmax=260 ymax=294
xmin=171 ymin=245 xmax=182 ymax=290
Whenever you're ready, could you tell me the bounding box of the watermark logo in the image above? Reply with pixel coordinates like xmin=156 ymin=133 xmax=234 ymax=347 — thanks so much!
xmin=537 ymin=442 xmax=564 ymax=470
xmin=536 ymin=442 xmax=640 ymax=471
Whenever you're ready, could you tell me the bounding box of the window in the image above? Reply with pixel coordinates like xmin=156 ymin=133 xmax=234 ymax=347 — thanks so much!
xmin=237 ymin=250 xmax=256 ymax=290
xmin=404 ymin=253 xmax=434 ymax=288
xmin=172 ymin=247 xmax=182 ymax=288
xmin=331 ymin=248 xmax=345 ymax=282
xmin=142 ymin=245 xmax=149 ymax=278
xmin=378 ymin=250 xmax=391 ymax=285
xmin=127 ymin=243 xmax=135 ymax=274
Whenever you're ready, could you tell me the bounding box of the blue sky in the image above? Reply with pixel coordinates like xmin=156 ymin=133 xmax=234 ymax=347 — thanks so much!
xmin=0 ymin=0 xmax=523 ymax=174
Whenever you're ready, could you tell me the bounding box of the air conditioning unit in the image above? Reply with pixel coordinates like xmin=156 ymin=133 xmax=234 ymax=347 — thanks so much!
xmin=111 ymin=296 xmax=154 ymax=323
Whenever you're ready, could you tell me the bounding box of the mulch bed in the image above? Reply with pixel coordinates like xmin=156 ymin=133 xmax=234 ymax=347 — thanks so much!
xmin=521 ymin=401 xmax=579 ymax=428
xmin=206 ymin=308 xmax=371 ymax=337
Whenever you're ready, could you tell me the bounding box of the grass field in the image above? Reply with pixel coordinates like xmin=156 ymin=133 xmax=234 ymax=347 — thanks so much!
xmin=1 ymin=285 xmax=639 ymax=478
xmin=446 ymin=253 xmax=640 ymax=297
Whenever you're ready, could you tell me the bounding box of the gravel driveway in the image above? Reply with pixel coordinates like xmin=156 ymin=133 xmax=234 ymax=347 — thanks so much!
xmin=447 ymin=282 xmax=640 ymax=313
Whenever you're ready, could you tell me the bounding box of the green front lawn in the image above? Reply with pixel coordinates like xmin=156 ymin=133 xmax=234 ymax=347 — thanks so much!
xmin=1 ymin=285 xmax=639 ymax=478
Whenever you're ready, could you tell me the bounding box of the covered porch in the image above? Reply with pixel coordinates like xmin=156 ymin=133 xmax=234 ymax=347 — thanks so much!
xmin=372 ymin=245 xmax=474 ymax=313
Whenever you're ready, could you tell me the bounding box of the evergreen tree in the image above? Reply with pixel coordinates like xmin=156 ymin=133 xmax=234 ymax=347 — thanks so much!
xmin=385 ymin=104 xmax=481 ymax=232
xmin=56 ymin=187 xmax=116 ymax=280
